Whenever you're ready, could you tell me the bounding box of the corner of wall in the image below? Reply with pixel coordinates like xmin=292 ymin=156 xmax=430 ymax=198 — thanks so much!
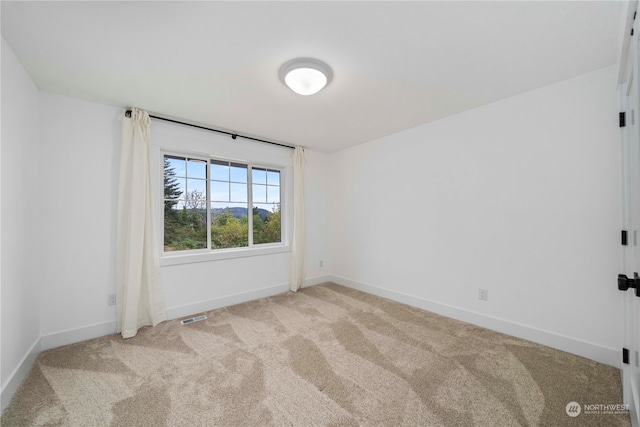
xmin=303 ymin=274 xmax=332 ymax=288
xmin=0 ymin=337 xmax=40 ymax=412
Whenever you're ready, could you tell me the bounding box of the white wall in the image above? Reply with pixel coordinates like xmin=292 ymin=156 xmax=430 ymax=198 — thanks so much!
xmin=304 ymin=149 xmax=331 ymax=281
xmin=1 ymin=37 xmax=41 ymax=408
xmin=328 ymin=65 xmax=623 ymax=366
xmin=37 ymin=93 xmax=331 ymax=345
xmin=38 ymin=93 xmax=121 ymax=341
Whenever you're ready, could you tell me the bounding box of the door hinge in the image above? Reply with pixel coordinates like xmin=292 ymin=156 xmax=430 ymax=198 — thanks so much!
xmin=620 ymin=112 xmax=627 ymax=127
xmin=622 ymin=230 xmax=628 ymax=246
xmin=623 ymin=348 xmax=630 ymax=364
xmin=618 ymin=273 xmax=640 ymax=297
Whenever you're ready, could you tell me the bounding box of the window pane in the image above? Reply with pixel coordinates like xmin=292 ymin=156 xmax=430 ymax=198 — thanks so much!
xmin=230 ymin=163 xmax=247 ymax=183
xmin=267 ymin=185 xmax=280 ymax=204
xmin=166 ymin=156 xmax=186 ymax=177
xmin=164 ymin=156 xmax=185 ymax=202
xmin=168 ymin=178 xmax=185 ymax=200
xmin=252 ymin=184 xmax=267 ymax=203
xmin=164 ymin=203 xmax=207 ymax=252
xmin=187 ymin=159 xmax=206 ymax=179
xmin=210 ymin=181 xmax=229 ymax=202
xmin=186 ymin=178 xmax=206 ymax=193
xmin=186 ymin=179 xmax=207 ymax=209
xmin=267 ymin=170 xmax=280 ymax=186
xmin=211 ymin=202 xmax=249 ymax=249
xmin=252 ymin=167 xmax=267 ymax=184
xmin=230 ymin=183 xmax=247 ymax=202
xmin=165 ymin=177 xmax=185 ymax=200
xmin=210 ymin=160 xmax=229 ymax=181
xmin=252 ymin=203 xmax=281 ymax=244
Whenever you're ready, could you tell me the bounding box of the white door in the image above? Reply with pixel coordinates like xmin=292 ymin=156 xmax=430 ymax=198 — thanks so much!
xmin=621 ymin=7 xmax=640 ymax=425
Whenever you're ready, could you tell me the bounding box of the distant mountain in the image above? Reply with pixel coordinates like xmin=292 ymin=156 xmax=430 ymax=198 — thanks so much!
xmin=177 ymin=206 xmax=273 ymax=221
xmin=211 ymin=207 xmax=270 ymax=221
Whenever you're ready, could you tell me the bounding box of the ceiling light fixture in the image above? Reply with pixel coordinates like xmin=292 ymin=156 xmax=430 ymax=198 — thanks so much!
xmin=279 ymin=58 xmax=333 ymax=96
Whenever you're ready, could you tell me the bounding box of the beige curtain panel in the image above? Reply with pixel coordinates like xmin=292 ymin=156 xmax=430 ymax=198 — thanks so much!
xmin=290 ymin=146 xmax=306 ymax=292
xmin=116 ymin=108 xmax=166 ymax=338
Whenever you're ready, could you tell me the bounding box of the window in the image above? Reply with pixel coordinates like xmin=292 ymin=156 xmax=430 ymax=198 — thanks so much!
xmin=163 ymin=154 xmax=281 ymax=253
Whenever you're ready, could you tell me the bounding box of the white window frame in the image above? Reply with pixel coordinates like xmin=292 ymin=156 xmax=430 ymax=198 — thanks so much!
xmin=158 ymin=149 xmax=290 ymax=266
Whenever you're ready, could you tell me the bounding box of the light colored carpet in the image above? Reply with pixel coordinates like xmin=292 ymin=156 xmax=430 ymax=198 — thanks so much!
xmin=1 ymin=283 xmax=630 ymax=426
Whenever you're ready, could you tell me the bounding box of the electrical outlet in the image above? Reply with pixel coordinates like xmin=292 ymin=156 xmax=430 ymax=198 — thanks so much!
xmin=478 ymin=288 xmax=488 ymax=301
xmin=108 ymin=294 xmax=116 ymax=306
xmin=319 ymin=260 xmax=324 ymax=268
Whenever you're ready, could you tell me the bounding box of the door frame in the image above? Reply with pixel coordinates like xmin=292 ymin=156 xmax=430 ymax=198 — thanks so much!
xmin=619 ymin=2 xmax=640 ymax=426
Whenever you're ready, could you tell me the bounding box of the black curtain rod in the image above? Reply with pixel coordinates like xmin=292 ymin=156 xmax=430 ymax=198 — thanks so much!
xmin=125 ymin=110 xmax=296 ymax=150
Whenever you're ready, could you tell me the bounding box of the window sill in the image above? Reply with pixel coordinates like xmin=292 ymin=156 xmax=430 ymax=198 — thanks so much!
xmin=159 ymin=244 xmax=290 ymax=266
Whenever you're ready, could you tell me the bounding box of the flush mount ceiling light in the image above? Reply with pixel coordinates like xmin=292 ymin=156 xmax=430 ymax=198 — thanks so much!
xmin=279 ymin=58 xmax=333 ymax=96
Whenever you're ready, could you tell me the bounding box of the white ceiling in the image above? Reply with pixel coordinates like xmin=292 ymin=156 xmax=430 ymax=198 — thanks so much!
xmin=1 ymin=1 xmax=625 ymax=153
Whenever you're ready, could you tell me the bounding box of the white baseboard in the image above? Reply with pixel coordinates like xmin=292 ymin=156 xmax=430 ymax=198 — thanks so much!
xmin=38 ymin=283 xmax=295 ymax=354
xmin=165 ymin=283 xmax=291 ymax=320
xmin=166 ymin=278 xmax=330 ymax=320
xmin=1 ymin=337 xmax=40 ymax=412
xmin=303 ymin=274 xmax=332 ymax=288
xmin=40 ymin=321 xmax=117 ymax=352
xmin=329 ymin=275 xmax=620 ymax=368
